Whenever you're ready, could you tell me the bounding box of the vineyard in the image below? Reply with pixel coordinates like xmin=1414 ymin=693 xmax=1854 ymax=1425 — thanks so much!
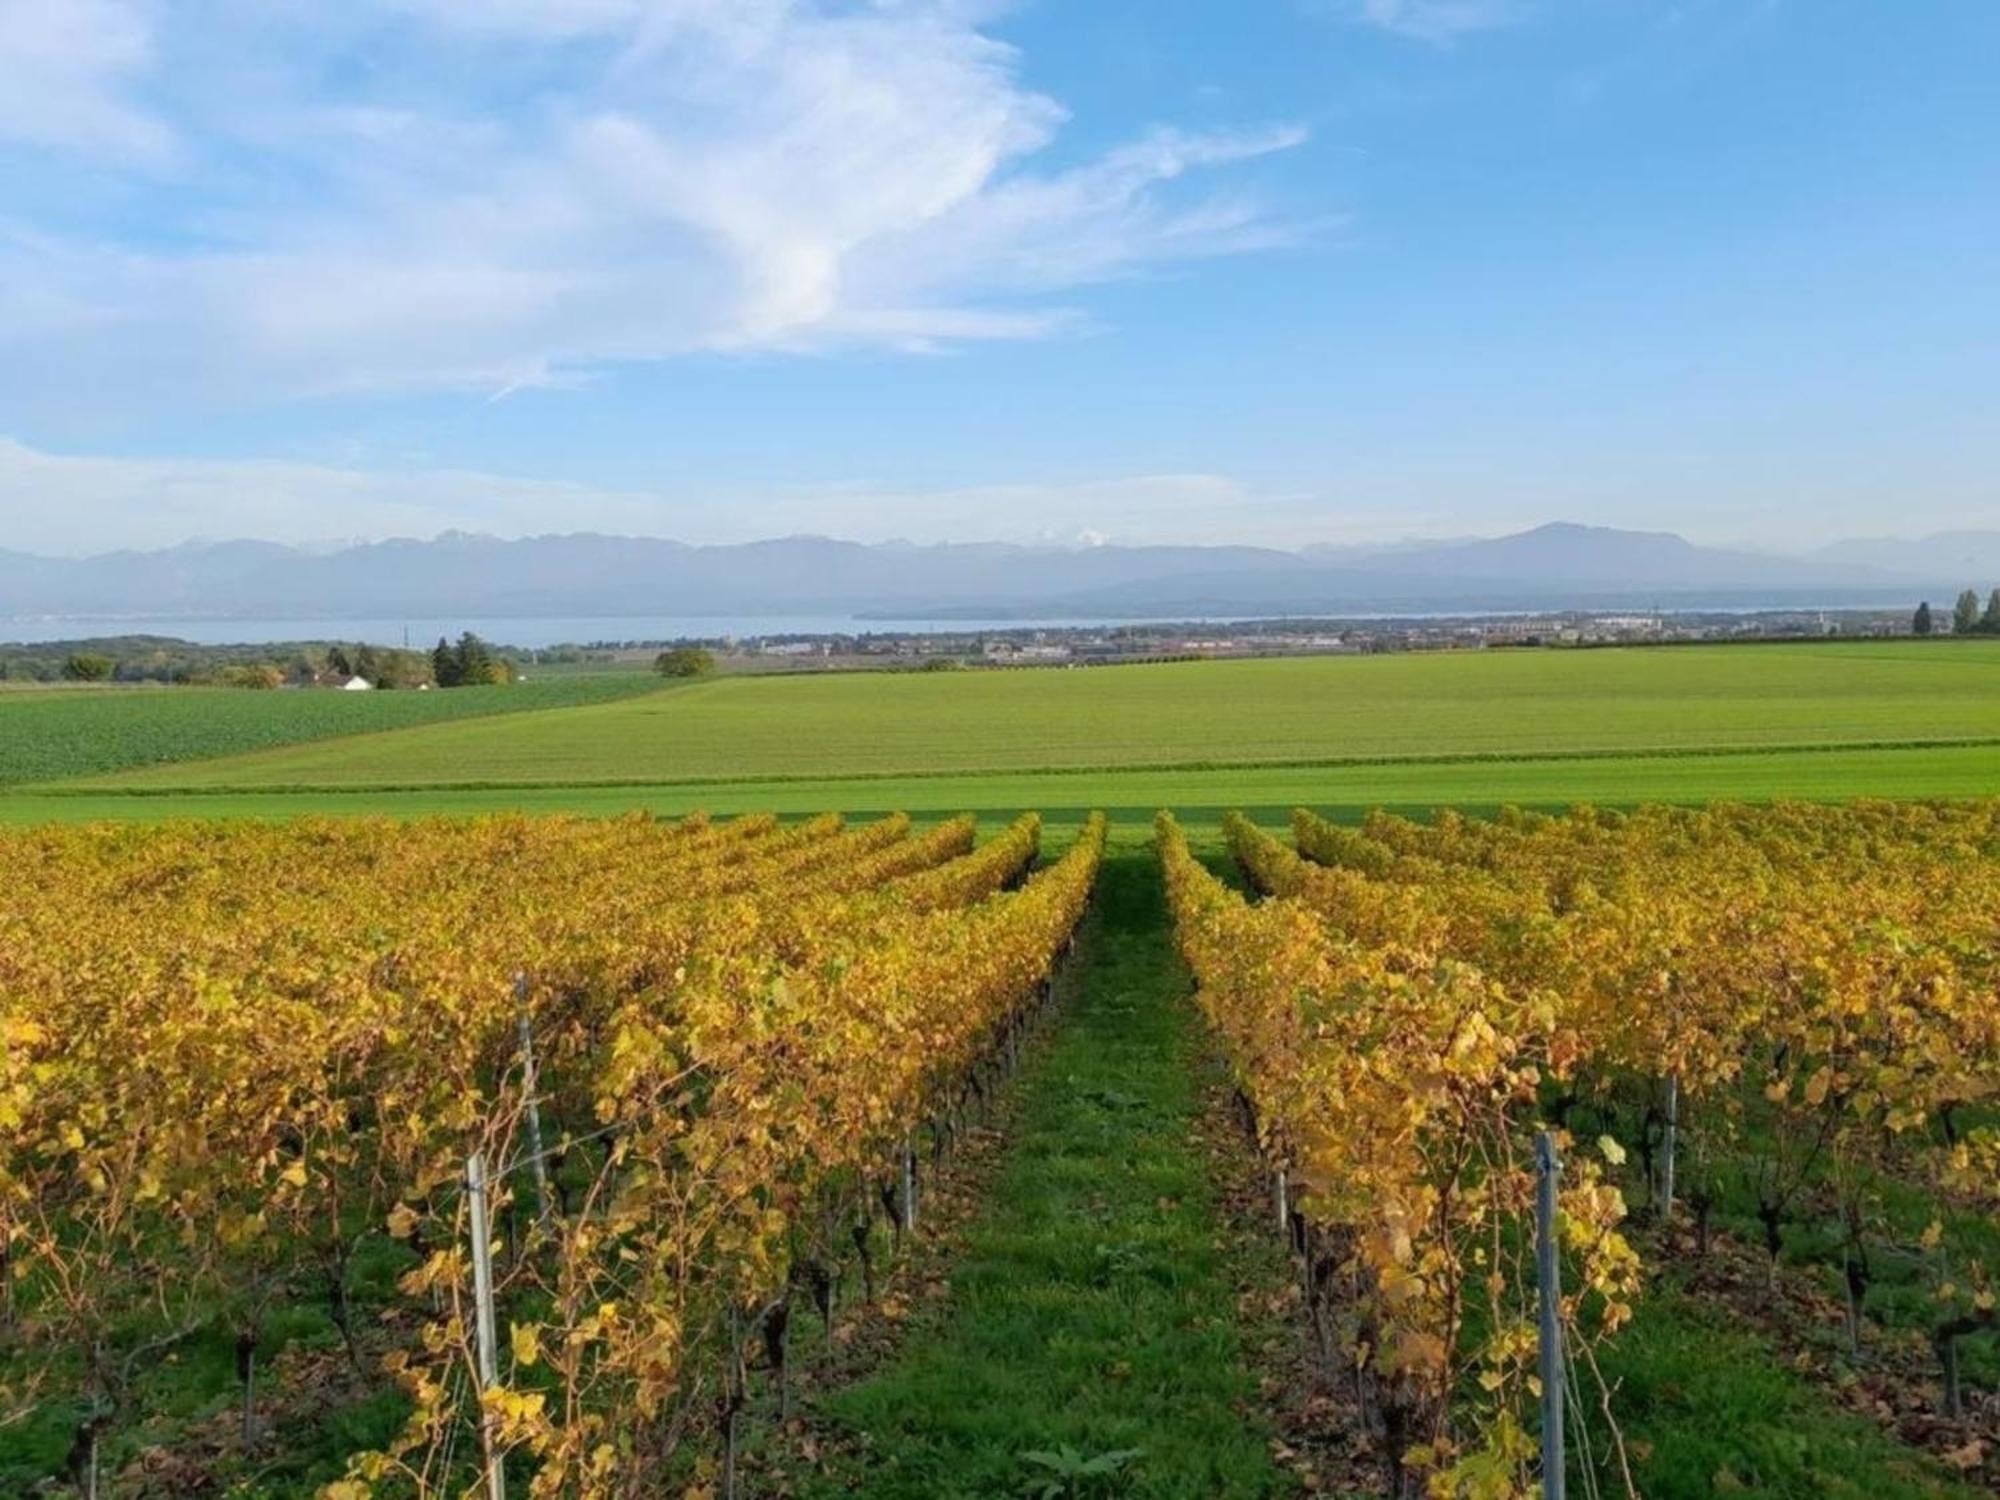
xmin=1162 ymin=802 xmax=2000 ymax=1496
xmin=6 ymin=799 xmax=1997 ymax=1498
xmin=0 ymin=809 xmax=1103 ymax=1497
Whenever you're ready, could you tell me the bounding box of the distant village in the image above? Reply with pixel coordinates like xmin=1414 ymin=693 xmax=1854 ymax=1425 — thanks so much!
xmin=571 ymin=605 xmax=1928 ymax=673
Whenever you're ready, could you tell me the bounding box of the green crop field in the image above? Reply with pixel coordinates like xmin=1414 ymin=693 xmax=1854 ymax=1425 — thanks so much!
xmin=9 ymin=641 xmax=1998 ymax=824
xmin=0 ymin=672 xmax=665 ymax=788
xmin=7 ymin=742 xmax=2000 ymax=827
xmin=61 ymin=642 xmax=2000 ymax=788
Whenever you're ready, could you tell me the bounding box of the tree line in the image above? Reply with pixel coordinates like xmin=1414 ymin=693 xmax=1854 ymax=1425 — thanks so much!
xmin=8 ymin=633 xmax=524 ymax=688
xmin=1912 ymin=589 xmax=2000 ymax=636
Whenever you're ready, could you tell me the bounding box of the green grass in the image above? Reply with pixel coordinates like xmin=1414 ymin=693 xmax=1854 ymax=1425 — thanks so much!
xmin=0 ymin=672 xmax=666 ymax=786
xmin=787 ymin=831 xmax=1982 ymax=1499
xmin=1601 ymin=1285 xmax=1982 ymax=1499
xmin=55 ymin=643 xmax=2000 ymax=793
xmin=790 ymin=846 xmax=1292 ymax=1499
xmin=1561 ymin=1081 xmax=2000 ymax=1400
xmin=0 ymin=1235 xmax=416 ymax=1498
xmin=11 ymin=643 xmax=2000 ymax=823
xmin=9 ymin=740 xmax=1999 ymax=825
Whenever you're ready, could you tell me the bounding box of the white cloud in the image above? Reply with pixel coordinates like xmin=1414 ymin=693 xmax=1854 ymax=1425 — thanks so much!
xmin=380 ymin=0 xmax=647 ymax=40
xmin=0 ymin=0 xmax=1306 ymax=406
xmin=0 ymin=0 xmax=172 ymax=162
xmin=1344 ymin=0 xmax=1523 ymax=43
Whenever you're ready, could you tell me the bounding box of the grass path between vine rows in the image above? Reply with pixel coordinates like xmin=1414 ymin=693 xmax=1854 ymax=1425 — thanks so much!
xmin=782 ymin=847 xmax=1295 ymax=1499
xmin=763 ymin=828 xmax=1987 ymax=1500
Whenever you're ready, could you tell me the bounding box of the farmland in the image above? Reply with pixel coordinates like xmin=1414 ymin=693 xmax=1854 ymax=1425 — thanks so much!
xmin=62 ymin=643 xmax=2000 ymax=786
xmin=10 ymin=642 xmax=2000 ymax=824
xmin=5 ymin=642 xmax=2000 ymax=1498
xmin=10 ymin=741 xmax=2000 ymax=827
xmin=0 ymin=672 xmax=664 ymax=789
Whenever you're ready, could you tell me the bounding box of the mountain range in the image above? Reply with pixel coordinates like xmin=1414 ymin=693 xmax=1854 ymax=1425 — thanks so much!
xmin=2 ymin=523 xmax=1996 ymax=627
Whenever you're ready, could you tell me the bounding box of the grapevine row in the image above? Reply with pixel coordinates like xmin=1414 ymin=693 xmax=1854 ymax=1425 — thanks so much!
xmin=1278 ymin=801 xmax=2000 ymax=1454
xmin=1159 ymin=812 xmax=1638 ymax=1498
xmin=0 ymin=808 xmax=1091 ymax=1497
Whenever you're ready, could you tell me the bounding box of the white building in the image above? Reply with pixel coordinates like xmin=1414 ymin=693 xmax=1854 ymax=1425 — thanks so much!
xmin=341 ymin=675 xmax=374 ymax=691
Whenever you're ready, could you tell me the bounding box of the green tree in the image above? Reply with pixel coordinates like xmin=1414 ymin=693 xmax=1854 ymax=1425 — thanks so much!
xmin=431 ymin=633 xmax=511 ymax=687
xmin=371 ymin=648 xmax=426 ymax=689
xmin=431 ymin=636 xmax=459 ymax=687
xmin=1953 ymin=589 xmax=1981 ymax=634
xmin=220 ymin=663 xmax=284 ymax=689
xmin=61 ymin=652 xmax=114 ymax=682
xmin=653 ymin=647 xmax=717 ymax=678
xmin=454 ymin=632 xmax=494 ymax=684
xmin=1913 ymin=601 xmax=1934 ymax=637
xmin=1983 ymin=589 xmax=2000 ymax=635
xmin=422 ymin=632 xmax=512 ymax=692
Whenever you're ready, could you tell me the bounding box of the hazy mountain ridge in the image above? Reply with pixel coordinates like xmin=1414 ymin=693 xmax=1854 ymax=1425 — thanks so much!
xmin=1810 ymin=532 xmax=2000 ymax=580
xmin=1 ymin=523 xmax=1991 ymax=623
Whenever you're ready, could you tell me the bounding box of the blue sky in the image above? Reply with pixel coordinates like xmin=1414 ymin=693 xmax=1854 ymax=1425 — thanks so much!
xmin=1 ymin=0 xmax=1995 ymax=554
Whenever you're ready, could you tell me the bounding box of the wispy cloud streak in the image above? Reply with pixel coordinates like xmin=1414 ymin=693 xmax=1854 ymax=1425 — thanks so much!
xmin=0 ymin=1 xmax=1306 ymax=408
xmin=1342 ymin=0 xmax=1524 ymax=44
